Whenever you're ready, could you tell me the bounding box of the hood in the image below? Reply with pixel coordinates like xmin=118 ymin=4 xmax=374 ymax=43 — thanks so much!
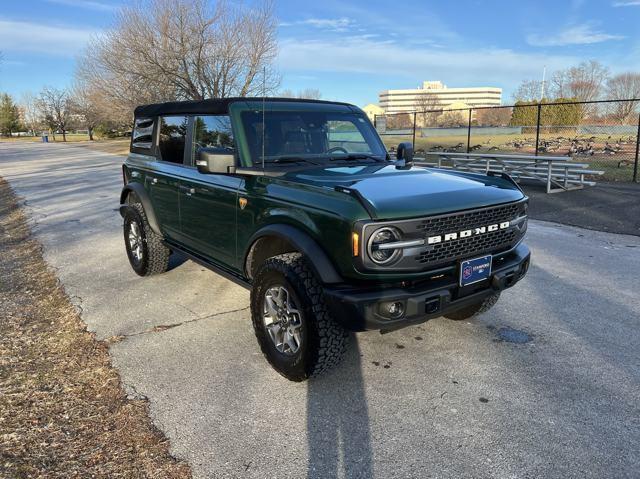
xmin=283 ymin=164 xmax=525 ymax=220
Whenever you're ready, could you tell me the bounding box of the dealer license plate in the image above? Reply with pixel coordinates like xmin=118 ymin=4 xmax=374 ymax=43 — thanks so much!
xmin=460 ymin=255 xmax=492 ymax=286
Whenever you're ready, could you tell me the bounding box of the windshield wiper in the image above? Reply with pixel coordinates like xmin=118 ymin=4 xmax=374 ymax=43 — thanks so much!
xmin=329 ymin=154 xmax=386 ymax=163
xmin=262 ymin=156 xmax=323 ymax=165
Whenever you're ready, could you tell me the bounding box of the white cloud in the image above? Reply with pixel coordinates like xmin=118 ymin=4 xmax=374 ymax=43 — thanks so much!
xmin=44 ymin=0 xmax=117 ymax=11
xmin=278 ymin=36 xmax=578 ymax=89
xmin=526 ymin=23 xmax=624 ymax=46
xmin=280 ymin=17 xmax=356 ymax=32
xmin=0 ymin=19 xmax=97 ymax=55
xmin=612 ymin=0 xmax=640 ymax=5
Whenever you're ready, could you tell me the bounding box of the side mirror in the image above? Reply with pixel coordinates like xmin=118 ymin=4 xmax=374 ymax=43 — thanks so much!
xmin=196 ymin=147 xmax=235 ymax=174
xmin=396 ymin=142 xmax=414 ymax=167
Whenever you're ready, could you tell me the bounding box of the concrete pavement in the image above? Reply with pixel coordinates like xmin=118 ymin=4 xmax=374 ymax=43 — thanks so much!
xmin=1 ymin=141 xmax=639 ymax=478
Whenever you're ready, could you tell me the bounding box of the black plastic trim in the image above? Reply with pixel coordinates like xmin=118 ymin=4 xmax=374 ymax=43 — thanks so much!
xmin=119 ymin=182 xmax=161 ymax=235
xmin=323 ymin=243 xmax=531 ymax=332
xmin=165 ymin=240 xmax=251 ymax=290
xmin=244 ymin=224 xmax=344 ymax=284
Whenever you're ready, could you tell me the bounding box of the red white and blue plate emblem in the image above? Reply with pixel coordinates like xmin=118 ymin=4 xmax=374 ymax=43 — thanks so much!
xmin=460 ymin=255 xmax=492 ymax=286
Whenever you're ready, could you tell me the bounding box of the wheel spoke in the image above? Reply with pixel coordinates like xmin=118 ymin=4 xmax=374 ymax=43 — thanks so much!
xmin=266 ymin=323 xmax=283 ymax=351
xmin=291 ymin=329 xmax=302 ymax=348
xmin=264 ymin=295 xmax=279 ymax=319
xmin=285 ymin=330 xmax=299 ymax=352
xmin=262 ymin=284 xmax=302 ymax=355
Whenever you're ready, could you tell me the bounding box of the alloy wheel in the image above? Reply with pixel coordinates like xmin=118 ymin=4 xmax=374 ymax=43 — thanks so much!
xmin=262 ymin=285 xmax=302 ymax=355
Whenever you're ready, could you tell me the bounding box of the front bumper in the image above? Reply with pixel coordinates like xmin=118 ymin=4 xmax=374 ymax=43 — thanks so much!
xmin=323 ymin=243 xmax=531 ymax=332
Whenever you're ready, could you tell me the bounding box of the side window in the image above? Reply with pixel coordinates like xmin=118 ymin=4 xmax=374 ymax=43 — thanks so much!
xmin=158 ymin=116 xmax=188 ymax=164
xmin=132 ymin=117 xmax=154 ymax=149
xmin=192 ymin=115 xmax=235 ymax=164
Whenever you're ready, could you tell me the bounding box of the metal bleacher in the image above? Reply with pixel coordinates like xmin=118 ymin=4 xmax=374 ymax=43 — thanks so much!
xmin=415 ymin=151 xmax=605 ymax=193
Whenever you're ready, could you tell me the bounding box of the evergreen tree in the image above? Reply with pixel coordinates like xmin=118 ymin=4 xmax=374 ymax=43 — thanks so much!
xmin=0 ymin=93 xmax=21 ymax=136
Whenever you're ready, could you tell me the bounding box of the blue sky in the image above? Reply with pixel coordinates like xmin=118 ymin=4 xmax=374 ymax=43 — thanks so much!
xmin=0 ymin=0 xmax=638 ymax=106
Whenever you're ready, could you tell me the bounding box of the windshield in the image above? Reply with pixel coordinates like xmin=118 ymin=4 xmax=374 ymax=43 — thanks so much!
xmin=240 ymin=110 xmax=387 ymax=165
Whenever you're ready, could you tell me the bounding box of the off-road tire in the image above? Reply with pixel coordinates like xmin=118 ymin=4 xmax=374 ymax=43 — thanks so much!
xmin=123 ymin=203 xmax=170 ymax=276
xmin=250 ymin=253 xmax=349 ymax=381
xmin=444 ymin=292 xmax=501 ymax=321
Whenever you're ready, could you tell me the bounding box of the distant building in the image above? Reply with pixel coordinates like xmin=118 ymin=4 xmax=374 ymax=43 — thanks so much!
xmin=362 ymin=103 xmax=384 ymax=122
xmin=379 ymin=81 xmax=502 ymax=114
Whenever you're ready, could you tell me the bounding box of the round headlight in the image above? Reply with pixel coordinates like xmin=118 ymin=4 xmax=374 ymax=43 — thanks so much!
xmin=367 ymin=227 xmax=402 ymax=265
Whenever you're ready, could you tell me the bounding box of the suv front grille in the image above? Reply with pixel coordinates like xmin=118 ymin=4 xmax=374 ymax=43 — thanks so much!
xmin=415 ymin=202 xmax=521 ymax=234
xmin=414 ymin=201 xmax=526 ymax=268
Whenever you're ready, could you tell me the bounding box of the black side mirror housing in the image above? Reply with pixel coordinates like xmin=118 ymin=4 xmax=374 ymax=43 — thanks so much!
xmin=196 ymin=148 xmax=235 ymax=174
xmin=396 ymin=142 xmax=414 ymax=167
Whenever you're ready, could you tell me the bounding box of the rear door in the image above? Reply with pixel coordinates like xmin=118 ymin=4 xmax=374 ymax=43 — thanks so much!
xmin=179 ymin=115 xmax=241 ymax=269
xmin=147 ymin=115 xmax=189 ymax=239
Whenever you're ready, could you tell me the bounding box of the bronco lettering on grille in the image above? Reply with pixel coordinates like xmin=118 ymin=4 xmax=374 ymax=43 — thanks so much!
xmin=427 ymin=221 xmax=510 ymax=245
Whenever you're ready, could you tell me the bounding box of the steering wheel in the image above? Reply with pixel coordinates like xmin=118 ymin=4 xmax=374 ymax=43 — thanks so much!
xmin=327 ymin=146 xmax=349 ymax=155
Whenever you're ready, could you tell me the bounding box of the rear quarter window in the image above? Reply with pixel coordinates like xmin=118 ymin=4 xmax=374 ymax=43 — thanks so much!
xmin=131 ymin=118 xmax=154 ymax=150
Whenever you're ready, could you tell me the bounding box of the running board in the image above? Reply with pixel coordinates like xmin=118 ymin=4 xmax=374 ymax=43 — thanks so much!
xmin=164 ymin=240 xmax=251 ymax=290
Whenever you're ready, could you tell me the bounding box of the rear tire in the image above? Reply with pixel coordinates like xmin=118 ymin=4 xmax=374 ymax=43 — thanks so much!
xmin=250 ymin=253 xmax=349 ymax=381
xmin=444 ymin=292 xmax=500 ymax=321
xmin=123 ymin=203 xmax=170 ymax=276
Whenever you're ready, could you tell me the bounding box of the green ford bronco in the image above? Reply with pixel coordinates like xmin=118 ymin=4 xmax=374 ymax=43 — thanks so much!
xmin=120 ymin=98 xmax=530 ymax=381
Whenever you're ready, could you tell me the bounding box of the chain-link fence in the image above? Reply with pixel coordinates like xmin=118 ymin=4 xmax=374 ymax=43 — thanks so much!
xmin=374 ymin=99 xmax=640 ymax=182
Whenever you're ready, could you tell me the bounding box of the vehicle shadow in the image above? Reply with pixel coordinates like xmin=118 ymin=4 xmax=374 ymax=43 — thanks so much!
xmin=306 ymin=336 xmax=374 ymax=478
xmin=167 ymin=251 xmax=189 ymax=271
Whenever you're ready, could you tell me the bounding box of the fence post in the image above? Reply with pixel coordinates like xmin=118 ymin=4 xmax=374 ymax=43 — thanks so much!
xmin=534 ymin=103 xmax=542 ymax=157
xmin=412 ymin=112 xmax=417 ymax=146
xmin=634 ymin=112 xmax=640 ymax=183
xmin=467 ymin=109 xmax=472 ymax=153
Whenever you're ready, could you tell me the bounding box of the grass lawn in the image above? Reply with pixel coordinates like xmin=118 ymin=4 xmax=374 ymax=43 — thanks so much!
xmin=1 ymin=136 xmax=131 ymax=157
xmin=380 ymin=133 xmax=638 ymax=182
xmin=78 ymin=138 xmax=130 ymax=156
xmin=1 ymin=133 xmax=94 ymax=143
xmin=0 ymin=177 xmax=190 ymax=478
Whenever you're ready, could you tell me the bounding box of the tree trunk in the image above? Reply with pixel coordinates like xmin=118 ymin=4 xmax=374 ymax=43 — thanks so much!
xmin=62 ymin=130 xmax=67 ymax=142
xmin=88 ymin=127 xmax=94 ymax=141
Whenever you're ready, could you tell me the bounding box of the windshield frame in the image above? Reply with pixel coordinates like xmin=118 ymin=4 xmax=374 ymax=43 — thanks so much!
xmin=228 ymin=100 xmax=389 ymax=168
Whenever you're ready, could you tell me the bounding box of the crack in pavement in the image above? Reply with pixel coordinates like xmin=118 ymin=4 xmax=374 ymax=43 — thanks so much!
xmin=106 ymin=305 xmax=250 ymax=343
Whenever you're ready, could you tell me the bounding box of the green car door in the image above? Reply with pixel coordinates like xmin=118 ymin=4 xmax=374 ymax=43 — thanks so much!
xmin=179 ymin=115 xmax=241 ymax=269
xmin=147 ymin=116 xmax=190 ymax=238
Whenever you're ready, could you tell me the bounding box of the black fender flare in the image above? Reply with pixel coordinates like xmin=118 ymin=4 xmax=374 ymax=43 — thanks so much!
xmin=244 ymin=224 xmax=343 ymax=284
xmin=119 ymin=183 xmax=162 ymax=235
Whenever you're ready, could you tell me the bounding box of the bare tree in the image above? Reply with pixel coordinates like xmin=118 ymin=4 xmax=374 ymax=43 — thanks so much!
xmin=20 ymin=92 xmax=43 ymax=135
xmin=606 ymin=72 xmax=640 ymax=123
xmin=297 ymin=88 xmax=321 ymax=100
xmin=70 ymin=83 xmax=102 ymax=140
xmin=437 ymin=110 xmax=467 ymax=127
xmin=512 ymin=79 xmax=543 ymax=102
xmin=415 ymin=92 xmax=440 ymax=126
xmin=279 ymin=88 xmax=322 ymax=99
xmin=38 ymin=87 xmax=72 ymax=142
xmin=76 ymin=0 xmax=279 ymax=124
xmin=475 ymin=107 xmax=513 ymax=126
xmin=550 ymin=60 xmax=609 ymax=102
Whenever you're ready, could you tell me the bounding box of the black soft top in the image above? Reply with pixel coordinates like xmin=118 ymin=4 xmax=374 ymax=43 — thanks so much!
xmin=134 ymin=97 xmax=355 ymax=118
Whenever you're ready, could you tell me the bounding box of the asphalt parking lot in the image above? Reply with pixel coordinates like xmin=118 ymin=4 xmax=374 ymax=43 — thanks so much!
xmin=1 ymin=142 xmax=639 ymax=478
